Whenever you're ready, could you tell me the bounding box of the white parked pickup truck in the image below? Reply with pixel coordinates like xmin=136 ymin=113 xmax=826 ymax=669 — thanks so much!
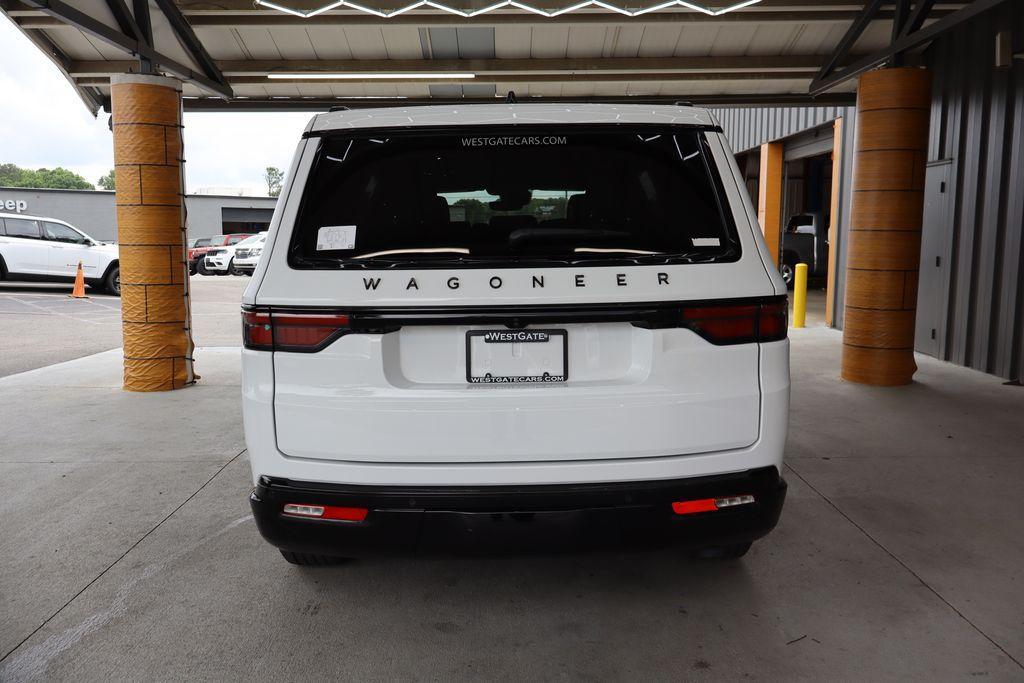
xmin=241 ymin=103 xmax=790 ymax=565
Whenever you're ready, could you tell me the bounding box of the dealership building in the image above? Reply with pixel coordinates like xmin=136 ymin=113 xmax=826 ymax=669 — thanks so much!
xmin=0 ymin=186 xmax=277 ymax=242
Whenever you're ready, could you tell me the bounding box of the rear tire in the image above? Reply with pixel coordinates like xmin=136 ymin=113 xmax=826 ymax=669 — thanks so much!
xmin=104 ymin=265 xmax=121 ymax=296
xmin=693 ymin=541 xmax=752 ymax=560
xmin=780 ymin=260 xmax=796 ymax=289
xmin=279 ymin=549 xmax=347 ymax=566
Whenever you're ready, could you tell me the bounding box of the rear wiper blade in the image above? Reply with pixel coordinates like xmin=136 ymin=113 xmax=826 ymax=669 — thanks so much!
xmin=354 ymin=247 xmax=470 ymax=259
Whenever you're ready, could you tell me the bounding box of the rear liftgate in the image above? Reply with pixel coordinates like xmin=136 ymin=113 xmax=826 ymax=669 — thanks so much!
xmin=244 ymin=297 xmax=786 ymax=465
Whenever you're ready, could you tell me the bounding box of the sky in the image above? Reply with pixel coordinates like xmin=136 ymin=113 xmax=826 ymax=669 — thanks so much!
xmin=0 ymin=14 xmax=313 ymax=195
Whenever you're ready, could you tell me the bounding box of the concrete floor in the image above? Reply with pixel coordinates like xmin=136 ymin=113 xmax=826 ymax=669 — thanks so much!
xmin=794 ymin=286 xmax=827 ymax=327
xmin=1 ymin=305 xmax=1023 ymax=679
xmin=0 ymin=275 xmax=249 ymax=377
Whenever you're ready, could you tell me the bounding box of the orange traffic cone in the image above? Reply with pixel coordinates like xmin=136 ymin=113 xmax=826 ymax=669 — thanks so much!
xmin=69 ymin=261 xmax=88 ymax=299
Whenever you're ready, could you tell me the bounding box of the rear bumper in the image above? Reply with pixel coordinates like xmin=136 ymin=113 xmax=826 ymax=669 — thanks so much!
xmin=250 ymin=466 xmax=786 ymax=556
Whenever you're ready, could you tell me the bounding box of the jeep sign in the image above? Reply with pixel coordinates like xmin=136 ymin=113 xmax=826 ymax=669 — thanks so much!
xmin=2 ymin=199 xmax=28 ymax=213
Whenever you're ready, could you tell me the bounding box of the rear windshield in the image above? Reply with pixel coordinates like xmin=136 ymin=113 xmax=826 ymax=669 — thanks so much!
xmin=289 ymin=126 xmax=739 ymax=269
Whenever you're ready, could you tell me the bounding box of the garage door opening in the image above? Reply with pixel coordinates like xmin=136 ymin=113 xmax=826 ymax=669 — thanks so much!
xmin=780 ymin=151 xmax=832 ymax=327
xmin=734 ymin=120 xmax=841 ymax=329
xmin=222 ymin=207 xmax=273 ymax=235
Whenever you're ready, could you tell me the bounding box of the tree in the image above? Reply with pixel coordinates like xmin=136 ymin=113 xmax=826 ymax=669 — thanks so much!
xmin=0 ymin=163 xmax=94 ymax=190
xmin=0 ymin=163 xmax=22 ymax=187
xmin=264 ymin=167 xmax=284 ymax=197
xmin=97 ymin=169 xmax=116 ymax=190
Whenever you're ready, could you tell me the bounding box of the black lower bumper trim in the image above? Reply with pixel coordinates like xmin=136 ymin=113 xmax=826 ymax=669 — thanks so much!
xmin=250 ymin=467 xmax=787 ymax=556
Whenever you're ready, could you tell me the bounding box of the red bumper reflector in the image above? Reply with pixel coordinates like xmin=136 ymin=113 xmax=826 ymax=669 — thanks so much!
xmin=672 ymin=495 xmax=755 ymax=515
xmin=672 ymin=499 xmax=718 ymax=515
xmin=283 ymin=503 xmax=368 ymax=522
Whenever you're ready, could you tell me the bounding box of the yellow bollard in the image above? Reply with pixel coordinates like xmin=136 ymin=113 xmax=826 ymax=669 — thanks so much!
xmin=792 ymin=263 xmax=808 ymax=328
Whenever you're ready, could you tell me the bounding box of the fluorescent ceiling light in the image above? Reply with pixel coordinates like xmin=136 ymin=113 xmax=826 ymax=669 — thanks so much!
xmin=268 ymin=73 xmax=475 ymax=79
xmin=255 ymin=0 xmax=309 ymax=17
xmin=255 ymin=0 xmax=761 ymax=19
xmin=711 ymin=0 xmax=760 ymax=14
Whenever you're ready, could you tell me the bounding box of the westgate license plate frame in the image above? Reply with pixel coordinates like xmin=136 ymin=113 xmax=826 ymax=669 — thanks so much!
xmin=465 ymin=329 xmax=569 ymax=384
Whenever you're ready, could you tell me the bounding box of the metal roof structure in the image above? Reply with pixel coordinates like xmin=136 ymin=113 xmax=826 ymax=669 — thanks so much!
xmin=305 ymin=101 xmax=715 ymax=131
xmin=0 ymin=0 xmax=981 ymax=113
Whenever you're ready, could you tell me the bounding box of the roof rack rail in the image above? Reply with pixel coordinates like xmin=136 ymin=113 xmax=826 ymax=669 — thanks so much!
xmin=328 ymin=105 xmax=350 ymax=112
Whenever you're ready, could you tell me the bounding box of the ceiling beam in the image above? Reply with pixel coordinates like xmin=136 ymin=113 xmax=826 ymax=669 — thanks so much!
xmin=220 ymin=56 xmax=828 ymax=75
xmin=809 ymin=0 xmax=1010 ymax=94
xmin=19 ymin=0 xmax=232 ymax=97
xmin=76 ymin=71 xmax=819 ymax=85
xmin=17 ymin=10 xmax=938 ymax=27
xmin=152 ymin=0 xmax=229 ymax=86
xmin=171 ymin=8 xmax=948 ymax=26
xmin=103 ymin=0 xmax=144 ymax=43
xmin=814 ymin=0 xmax=885 ymax=82
xmin=166 ymin=0 xmax=967 ymax=12
xmin=132 ymin=0 xmax=152 ymax=43
xmin=3 ymin=0 xmax=910 ymax=17
xmin=67 ymin=55 xmax=834 ymax=78
xmin=239 ymin=72 xmax=817 ymax=84
xmin=178 ymin=92 xmax=858 ymax=111
xmin=898 ymin=0 xmax=937 ymax=37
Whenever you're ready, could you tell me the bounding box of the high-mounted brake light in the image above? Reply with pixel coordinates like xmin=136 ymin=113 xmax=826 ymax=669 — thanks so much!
xmin=681 ymin=299 xmax=787 ymax=345
xmin=672 ymin=494 xmax=755 ymax=515
xmin=242 ymin=310 xmax=350 ymax=352
xmin=282 ymin=503 xmax=368 ymax=522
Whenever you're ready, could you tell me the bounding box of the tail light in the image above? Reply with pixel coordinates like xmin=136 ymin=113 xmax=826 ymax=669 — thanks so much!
xmin=242 ymin=310 xmax=350 ymax=352
xmin=681 ymin=299 xmax=787 ymax=345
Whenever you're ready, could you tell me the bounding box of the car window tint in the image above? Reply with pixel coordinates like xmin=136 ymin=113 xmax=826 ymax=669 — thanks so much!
xmin=290 ymin=126 xmax=739 ymax=269
xmin=4 ymin=218 xmax=40 ymax=239
xmin=43 ymin=221 xmax=85 ymax=243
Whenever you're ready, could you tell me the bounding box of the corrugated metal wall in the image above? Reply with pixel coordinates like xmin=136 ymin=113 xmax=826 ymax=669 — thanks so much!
xmin=924 ymin=1 xmax=1024 ymax=381
xmin=710 ymin=106 xmax=855 ymax=154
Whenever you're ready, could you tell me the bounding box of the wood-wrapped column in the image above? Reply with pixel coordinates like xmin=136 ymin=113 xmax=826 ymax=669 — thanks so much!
xmin=757 ymin=141 xmax=784 ymax=268
xmin=841 ymin=67 xmax=930 ymax=386
xmin=111 ymin=74 xmax=195 ymax=391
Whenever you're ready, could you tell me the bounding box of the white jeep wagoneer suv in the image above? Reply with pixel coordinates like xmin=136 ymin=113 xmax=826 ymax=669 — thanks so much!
xmin=242 ymin=104 xmax=789 ymax=565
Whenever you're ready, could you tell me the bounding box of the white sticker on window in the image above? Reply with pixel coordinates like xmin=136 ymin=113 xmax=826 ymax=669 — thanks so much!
xmin=317 ymin=225 xmax=357 ymax=251
xmin=692 ymin=237 xmax=720 ymax=247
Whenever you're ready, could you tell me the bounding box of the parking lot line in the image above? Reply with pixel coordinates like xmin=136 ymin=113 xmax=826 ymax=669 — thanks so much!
xmin=10 ymin=297 xmax=111 ymax=326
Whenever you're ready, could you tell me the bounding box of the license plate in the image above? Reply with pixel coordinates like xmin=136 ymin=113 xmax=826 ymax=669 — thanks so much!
xmin=466 ymin=329 xmax=568 ymax=384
